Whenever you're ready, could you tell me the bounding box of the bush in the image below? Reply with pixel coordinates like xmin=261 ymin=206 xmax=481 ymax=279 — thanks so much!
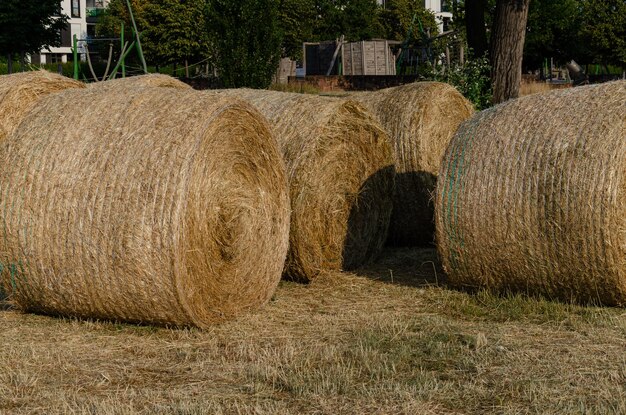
xmin=423 ymin=54 xmax=493 ymax=110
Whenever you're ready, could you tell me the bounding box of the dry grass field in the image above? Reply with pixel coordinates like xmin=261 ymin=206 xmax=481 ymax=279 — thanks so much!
xmin=1 ymin=248 xmax=625 ymax=414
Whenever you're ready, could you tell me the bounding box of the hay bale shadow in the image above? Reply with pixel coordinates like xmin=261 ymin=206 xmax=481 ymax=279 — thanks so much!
xmin=355 ymin=247 xmax=447 ymax=288
xmin=341 ymin=166 xmax=395 ymax=271
xmin=386 ymin=171 xmax=437 ymax=247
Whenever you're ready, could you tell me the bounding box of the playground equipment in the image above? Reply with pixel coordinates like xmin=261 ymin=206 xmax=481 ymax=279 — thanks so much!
xmin=72 ymin=0 xmax=147 ymax=81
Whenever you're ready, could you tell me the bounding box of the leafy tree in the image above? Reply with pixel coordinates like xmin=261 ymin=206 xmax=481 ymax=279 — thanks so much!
xmin=579 ymin=0 xmax=626 ymax=70
xmin=378 ymin=0 xmax=439 ymax=41
xmin=142 ymin=0 xmax=209 ymax=71
xmin=205 ymin=0 xmax=283 ymax=88
xmin=0 ymin=0 xmax=69 ymax=72
xmin=313 ymin=0 xmax=384 ymax=41
xmin=96 ymin=0 xmax=148 ymax=39
xmin=279 ymin=0 xmax=316 ymax=59
xmin=524 ymin=0 xmax=583 ymax=69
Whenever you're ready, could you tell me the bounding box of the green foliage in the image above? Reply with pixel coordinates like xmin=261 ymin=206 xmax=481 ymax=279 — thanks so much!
xmin=96 ymin=0 xmax=148 ymax=39
xmin=205 ymin=0 xmax=283 ymax=88
xmin=524 ymin=0 xmax=582 ymax=67
xmin=278 ymin=0 xmax=316 ymax=59
xmin=142 ymin=0 xmax=209 ymax=66
xmin=0 ymin=0 xmax=69 ymax=58
xmin=313 ymin=0 xmax=385 ymax=42
xmin=378 ymin=0 xmax=439 ymax=41
xmin=579 ymin=0 xmax=626 ymax=68
xmin=425 ymin=54 xmax=493 ymax=110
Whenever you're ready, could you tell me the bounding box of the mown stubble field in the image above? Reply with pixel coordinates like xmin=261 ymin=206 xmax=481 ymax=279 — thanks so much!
xmin=1 ymin=248 xmax=625 ymax=414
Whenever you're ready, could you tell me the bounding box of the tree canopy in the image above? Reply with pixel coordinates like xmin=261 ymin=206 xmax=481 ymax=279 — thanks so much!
xmin=205 ymin=0 xmax=283 ymax=88
xmin=142 ymin=0 xmax=209 ymax=66
xmin=0 ymin=0 xmax=68 ymax=62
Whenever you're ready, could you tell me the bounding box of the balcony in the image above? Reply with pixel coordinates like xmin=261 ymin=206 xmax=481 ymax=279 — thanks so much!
xmin=86 ymin=7 xmax=105 ymax=18
xmin=86 ymin=0 xmax=106 ymax=23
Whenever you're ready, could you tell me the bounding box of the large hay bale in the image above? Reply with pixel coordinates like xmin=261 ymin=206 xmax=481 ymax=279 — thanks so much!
xmin=352 ymin=82 xmax=474 ymax=246
xmin=89 ymin=74 xmax=190 ymax=90
xmin=211 ymin=89 xmax=395 ymax=281
xmin=0 ymin=87 xmax=290 ymax=327
xmin=0 ymin=71 xmax=85 ymax=142
xmin=435 ymin=81 xmax=626 ymax=305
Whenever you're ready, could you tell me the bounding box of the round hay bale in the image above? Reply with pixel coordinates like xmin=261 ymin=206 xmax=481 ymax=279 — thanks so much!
xmin=435 ymin=81 xmax=626 ymax=305
xmin=89 ymin=74 xmax=191 ymax=90
xmin=352 ymin=82 xmax=474 ymax=246
xmin=0 ymin=71 xmax=85 ymax=142
xmin=0 ymin=87 xmax=290 ymax=327
xmin=209 ymin=89 xmax=395 ymax=281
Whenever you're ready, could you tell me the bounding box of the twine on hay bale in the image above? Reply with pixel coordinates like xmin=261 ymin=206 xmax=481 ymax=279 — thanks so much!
xmin=352 ymin=82 xmax=474 ymax=246
xmin=89 ymin=73 xmax=191 ymax=90
xmin=0 ymin=87 xmax=290 ymax=327
xmin=210 ymin=89 xmax=395 ymax=282
xmin=0 ymin=71 xmax=85 ymax=142
xmin=435 ymin=81 xmax=626 ymax=305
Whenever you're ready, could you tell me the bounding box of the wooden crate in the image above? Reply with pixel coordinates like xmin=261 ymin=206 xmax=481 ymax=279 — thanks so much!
xmin=342 ymin=41 xmax=396 ymax=76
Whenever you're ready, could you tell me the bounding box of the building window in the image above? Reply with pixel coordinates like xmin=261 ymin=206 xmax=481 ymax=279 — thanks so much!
xmin=72 ymin=0 xmax=81 ymax=18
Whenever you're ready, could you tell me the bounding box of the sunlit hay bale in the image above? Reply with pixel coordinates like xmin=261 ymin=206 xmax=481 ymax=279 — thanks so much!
xmin=210 ymin=89 xmax=395 ymax=282
xmin=352 ymin=82 xmax=474 ymax=246
xmin=0 ymin=87 xmax=290 ymax=327
xmin=89 ymin=73 xmax=191 ymax=90
xmin=0 ymin=71 xmax=85 ymax=142
xmin=435 ymin=81 xmax=626 ymax=305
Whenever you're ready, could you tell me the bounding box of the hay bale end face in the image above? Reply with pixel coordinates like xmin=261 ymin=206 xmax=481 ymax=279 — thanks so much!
xmin=353 ymin=82 xmax=474 ymax=246
xmin=0 ymin=88 xmax=290 ymax=327
xmin=0 ymin=71 xmax=85 ymax=142
xmin=435 ymin=81 xmax=626 ymax=305
xmin=88 ymin=73 xmax=191 ymax=90
xmin=209 ymin=89 xmax=395 ymax=281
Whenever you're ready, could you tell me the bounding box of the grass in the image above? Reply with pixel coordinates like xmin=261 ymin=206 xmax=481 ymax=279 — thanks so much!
xmin=1 ymin=247 xmax=625 ymax=414
xmin=269 ymin=82 xmax=321 ymax=95
xmin=519 ymin=81 xmax=572 ymax=97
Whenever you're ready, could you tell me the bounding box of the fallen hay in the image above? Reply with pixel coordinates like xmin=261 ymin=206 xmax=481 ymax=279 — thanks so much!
xmin=89 ymin=74 xmax=191 ymax=90
xmin=0 ymin=87 xmax=290 ymax=327
xmin=352 ymin=82 xmax=474 ymax=246
xmin=210 ymin=89 xmax=395 ymax=281
xmin=435 ymin=81 xmax=626 ymax=305
xmin=0 ymin=71 xmax=85 ymax=142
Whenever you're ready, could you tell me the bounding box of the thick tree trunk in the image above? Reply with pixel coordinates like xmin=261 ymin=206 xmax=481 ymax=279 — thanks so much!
xmin=490 ymin=0 xmax=531 ymax=103
xmin=465 ymin=0 xmax=488 ymax=58
xmin=7 ymin=54 xmax=13 ymax=74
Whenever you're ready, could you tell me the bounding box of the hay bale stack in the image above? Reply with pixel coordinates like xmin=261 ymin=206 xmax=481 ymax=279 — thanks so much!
xmin=0 ymin=71 xmax=85 ymax=142
xmin=89 ymin=74 xmax=190 ymax=90
xmin=0 ymin=88 xmax=290 ymax=327
xmin=211 ymin=89 xmax=394 ymax=281
xmin=352 ymin=82 xmax=474 ymax=246
xmin=435 ymin=81 xmax=626 ymax=305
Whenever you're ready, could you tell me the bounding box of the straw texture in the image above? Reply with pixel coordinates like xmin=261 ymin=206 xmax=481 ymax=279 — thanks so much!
xmin=210 ymin=89 xmax=395 ymax=281
xmin=0 ymin=87 xmax=290 ymax=327
xmin=353 ymin=82 xmax=474 ymax=246
xmin=0 ymin=71 xmax=85 ymax=142
xmin=89 ymin=74 xmax=191 ymax=90
xmin=436 ymin=81 xmax=626 ymax=305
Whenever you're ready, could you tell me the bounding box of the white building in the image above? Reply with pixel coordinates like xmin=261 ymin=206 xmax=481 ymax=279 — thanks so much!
xmin=377 ymin=0 xmax=453 ymax=33
xmin=33 ymin=0 xmax=109 ymax=65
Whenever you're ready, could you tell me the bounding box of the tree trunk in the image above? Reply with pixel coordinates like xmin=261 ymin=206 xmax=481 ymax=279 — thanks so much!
xmin=7 ymin=54 xmax=13 ymax=74
xmin=185 ymin=59 xmax=189 ymax=78
xmin=465 ymin=0 xmax=489 ymax=58
xmin=490 ymin=0 xmax=531 ymax=104
xmin=20 ymin=51 xmax=26 ymax=72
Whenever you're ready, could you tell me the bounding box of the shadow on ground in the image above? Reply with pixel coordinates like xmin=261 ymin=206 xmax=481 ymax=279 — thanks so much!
xmin=355 ymin=247 xmax=447 ymax=288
